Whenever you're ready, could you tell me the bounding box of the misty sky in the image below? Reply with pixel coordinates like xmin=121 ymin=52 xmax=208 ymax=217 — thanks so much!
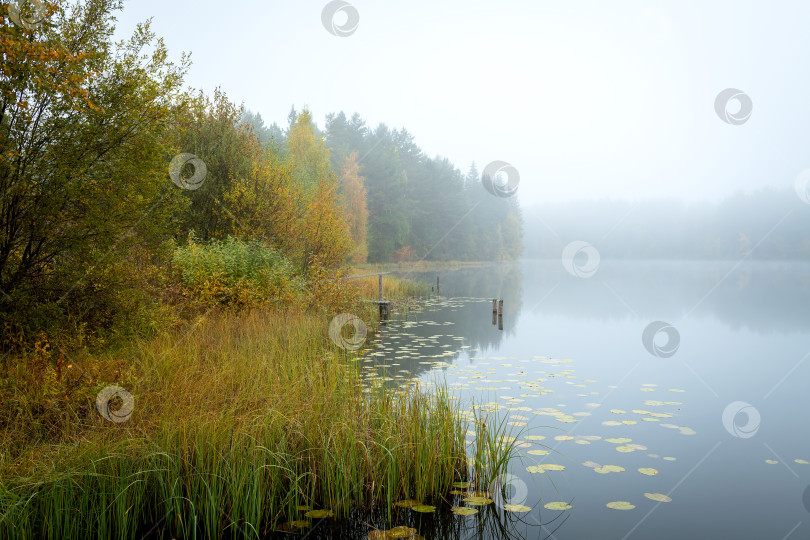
xmin=113 ymin=0 xmax=810 ymax=205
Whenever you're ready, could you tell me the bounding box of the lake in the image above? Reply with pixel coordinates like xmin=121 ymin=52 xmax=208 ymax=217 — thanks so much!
xmin=354 ymin=259 xmax=810 ymax=539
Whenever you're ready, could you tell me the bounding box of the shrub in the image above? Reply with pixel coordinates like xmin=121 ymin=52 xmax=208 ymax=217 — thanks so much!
xmin=172 ymin=234 xmax=304 ymax=309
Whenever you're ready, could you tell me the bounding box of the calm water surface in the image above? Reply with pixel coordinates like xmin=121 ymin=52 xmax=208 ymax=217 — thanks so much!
xmin=355 ymin=259 xmax=810 ymax=540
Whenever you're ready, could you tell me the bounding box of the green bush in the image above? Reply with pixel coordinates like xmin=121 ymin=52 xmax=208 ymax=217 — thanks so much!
xmin=172 ymin=234 xmax=304 ymax=309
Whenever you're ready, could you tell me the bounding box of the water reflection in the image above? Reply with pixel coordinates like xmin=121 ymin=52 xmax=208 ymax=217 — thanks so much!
xmin=341 ymin=260 xmax=810 ymax=539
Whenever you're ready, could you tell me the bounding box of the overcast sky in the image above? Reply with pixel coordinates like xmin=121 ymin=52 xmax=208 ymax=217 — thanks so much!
xmin=113 ymin=0 xmax=810 ymax=206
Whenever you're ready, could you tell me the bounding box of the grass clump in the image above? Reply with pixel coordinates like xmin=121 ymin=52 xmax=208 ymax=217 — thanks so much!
xmin=0 ymin=308 xmax=483 ymax=539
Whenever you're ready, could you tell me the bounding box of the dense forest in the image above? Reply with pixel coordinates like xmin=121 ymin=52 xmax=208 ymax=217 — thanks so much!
xmin=523 ymin=189 xmax=810 ymax=260
xmin=242 ymin=108 xmax=523 ymax=263
xmin=0 ymin=0 xmax=521 ymax=350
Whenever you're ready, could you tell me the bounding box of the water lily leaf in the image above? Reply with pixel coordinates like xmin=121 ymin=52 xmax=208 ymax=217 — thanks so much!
xmin=663 ymin=457 xmax=676 ymax=461
xmin=606 ymin=501 xmax=636 ymax=510
xmin=544 ymin=501 xmax=573 ymax=510
xmin=503 ymin=504 xmax=532 ymax=512
xmin=594 ymin=465 xmax=625 ymax=474
xmin=451 ymin=506 xmax=478 ymax=516
xmin=795 ymin=459 xmax=809 ymax=465
xmin=644 ymin=493 xmax=672 ymax=502
xmin=765 ymin=459 xmax=778 ymax=464
xmin=602 ymin=421 xmax=623 ymax=426
xmin=678 ymin=427 xmax=696 ymax=435
xmin=412 ymin=505 xmax=436 ymax=513
xmin=610 ymin=409 xmax=627 ymax=414
xmin=582 ymin=460 xmax=601 ymax=468
xmin=616 ymin=446 xmax=635 ymax=453
xmin=638 ymin=468 xmax=659 ymax=476
xmin=524 ymin=435 xmax=546 ymax=441
xmin=389 ymin=526 xmax=419 ymax=538
xmin=285 ymin=520 xmax=309 ymax=529
xmin=305 ymin=509 xmax=333 ymax=518
xmin=605 ymin=438 xmax=632 ymax=444
xmin=554 ymin=435 xmax=574 ymax=441
xmin=463 ymin=496 xmax=493 ymax=506
xmin=452 ymin=481 xmax=471 ymax=488
xmin=528 ymin=449 xmax=550 ymax=455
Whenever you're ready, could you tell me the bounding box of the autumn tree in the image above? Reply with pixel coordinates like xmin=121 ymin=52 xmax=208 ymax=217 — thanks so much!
xmin=286 ymin=109 xmax=333 ymax=195
xmin=176 ymin=88 xmax=260 ymax=241
xmin=339 ymin=152 xmax=368 ymax=263
xmin=0 ymin=0 xmax=189 ymax=336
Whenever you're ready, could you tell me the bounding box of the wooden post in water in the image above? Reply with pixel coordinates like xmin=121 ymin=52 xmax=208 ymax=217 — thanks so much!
xmin=379 ymin=274 xmax=383 ymax=302
xmin=492 ymin=299 xmax=497 ymax=313
xmin=498 ymin=300 xmax=503 ymax=316
xmin=436 ymin=276 xmax=440 ymax=295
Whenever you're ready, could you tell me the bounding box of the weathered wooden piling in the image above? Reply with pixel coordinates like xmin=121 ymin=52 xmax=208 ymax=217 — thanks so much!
xmin=436 ymin=276 xmax=440 ymax=295
xmin=492 ymin=299 xmax=497 ymax=313
xmin=498 ymin=299 xmax=503 ymax=316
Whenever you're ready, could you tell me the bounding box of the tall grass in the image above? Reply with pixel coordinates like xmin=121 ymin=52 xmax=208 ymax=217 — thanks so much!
xmin=0 ymin=308 xmax=510 ymax=539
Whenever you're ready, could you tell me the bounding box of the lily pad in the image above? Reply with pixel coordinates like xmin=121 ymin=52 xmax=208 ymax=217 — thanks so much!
xmin=528 ymin=449 xmax=550 ymax=455
xmin=606 ymin=501 xmax=636 ymax=510
xmin=644 ymin=493 xmax=672 ymax=502
xmin=412 ymin=505 xmax=436 ymax=513
xmin=524 ymin=435 xmax=546 ymax=441
xmin=638 ymin=468 xmax=659 ymax=476
xmin=503 ymin=504 xmax=532 ymax=512
xmin=605 ymin=438 xmax=632 ymax=444
xmin=451 ymin=506 xmax=478 ymax=516
xmin=765 ymin=459 xmax=778 ymax=465
xmin=390 ymin=526 xmax=419 ymax=538
xmin=795 ymin=459 xmax=809 ymax=465
xmin=463 ymin=496 xmax=493 ymax=506
xmin=305 ymin=509 xmax=334 ymax=518
xmin=594 ymin=465 xmax=625 ymax=474
xmin=452 ymin=481 xmax=471 ymax=488
xmin=544 ymin=501 xmax=572 ymax=510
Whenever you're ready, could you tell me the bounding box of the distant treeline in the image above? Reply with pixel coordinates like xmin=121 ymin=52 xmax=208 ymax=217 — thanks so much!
xmin=242 ymin=109 xmax=523 ymax=263
xmin=522 ymin=189 xmax=810 ymax=259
